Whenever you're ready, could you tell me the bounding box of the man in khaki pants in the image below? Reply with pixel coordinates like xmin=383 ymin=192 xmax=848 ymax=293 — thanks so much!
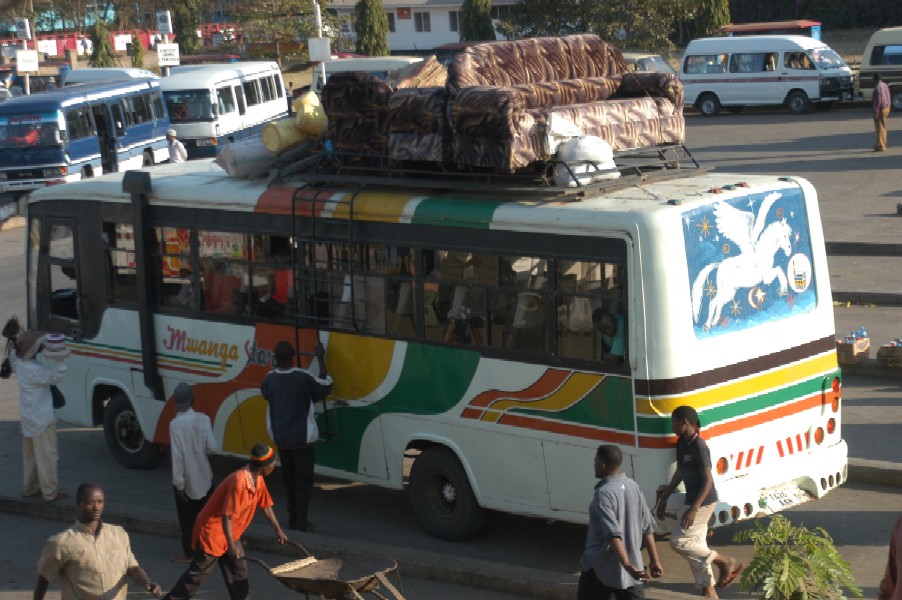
xmin=873 ymin=73 xmax=891 ymax=152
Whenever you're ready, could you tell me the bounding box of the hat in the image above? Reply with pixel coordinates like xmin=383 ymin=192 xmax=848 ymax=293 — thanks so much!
xmin=166 ymin=129 xmax=177 ymax=137
xmin=173 ymin=382 xmax=193 ymax=412
xmin=250 ymin=443 xmax=277 ymax=467
xmin=16 ymin=330 xmax=46 ymax=360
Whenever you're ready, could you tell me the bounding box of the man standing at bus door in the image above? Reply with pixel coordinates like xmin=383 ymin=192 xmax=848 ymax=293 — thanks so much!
xmin=579 ymin=444 xmax=663 ymax=600
xmin=11 ymin=329 xmax=68 ymax=504
xmin=34 ymin=482 xmax=163 ymax=599
xmin=262 ymin=340 xmax=333 ymax=532
xmin=873 ymin=73 xmax=891 ymax=152
xmin=162 ymin=443 xmax=288 ymax=600
xmin=167 ymin=129 xmax=188 ymax=163
xmin=169 ymin=382 xmax=218 ymax=563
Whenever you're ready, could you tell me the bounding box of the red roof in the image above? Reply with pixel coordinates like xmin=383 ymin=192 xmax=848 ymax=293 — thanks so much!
xmin=717 ymin=20 xmax=821 ymax=34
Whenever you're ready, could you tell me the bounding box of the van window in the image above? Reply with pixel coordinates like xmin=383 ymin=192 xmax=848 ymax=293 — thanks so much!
xmin=235 ymin=85 xmax=246 ymax=115
xmin=216 ymin=86 xmax=236 ymax=114
xmin=729 ymin=53 xmax=775 ymax=73
xmin=684 ymin=54 xmax=727 ymax=75
xmin=131 ymin=93 xmax=153 ymax=123
xmin=243 ymin=80 xmax=261 ymax=106
xmin=872 ymin=45 xmax=902 ymax=66
xmin=785 ymin=52 xmax=814 ymax=70
xmin=65 ymin=107 xmax=95 ymax=140
xmin=152 ymin=91 xmax=165 ymax=120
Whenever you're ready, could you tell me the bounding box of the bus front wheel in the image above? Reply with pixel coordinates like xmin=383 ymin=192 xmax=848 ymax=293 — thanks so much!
xmin=409 ymin=447 xmax=487 ymax=541
xmin=103 ymin=393 xmax=163 ymax=469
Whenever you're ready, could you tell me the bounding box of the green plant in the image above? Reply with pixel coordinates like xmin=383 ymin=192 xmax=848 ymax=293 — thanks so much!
xmin=732 ymin=515 xmax=862 ymax=600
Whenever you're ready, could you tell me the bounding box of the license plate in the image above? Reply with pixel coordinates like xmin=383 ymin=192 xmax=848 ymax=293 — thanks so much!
xmin=759 ymin=485 xmax=812 ymax=512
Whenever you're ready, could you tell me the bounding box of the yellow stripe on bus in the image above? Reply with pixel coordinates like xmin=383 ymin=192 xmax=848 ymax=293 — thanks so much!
xmin=328 ymin=192 xmax=412 ymax=223
xmin=480 ymin=372 xmax=602 ymax=423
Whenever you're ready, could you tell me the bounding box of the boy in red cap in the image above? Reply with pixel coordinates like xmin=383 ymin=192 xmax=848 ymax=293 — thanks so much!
xmin=162 ymin=443 xmax=288 ymax=600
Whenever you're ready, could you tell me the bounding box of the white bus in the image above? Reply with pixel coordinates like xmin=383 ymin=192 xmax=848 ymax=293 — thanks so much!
xmin=680 ymin=35 xmax=853 ymax=115
xmin=161 ymin=62 xmax=288 ymax=158
xmin=24 ymin=153 xmax=846 ymax=540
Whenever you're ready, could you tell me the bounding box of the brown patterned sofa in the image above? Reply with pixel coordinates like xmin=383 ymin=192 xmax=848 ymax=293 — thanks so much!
xmin=446 ymin=35 xmax=685 ymax=171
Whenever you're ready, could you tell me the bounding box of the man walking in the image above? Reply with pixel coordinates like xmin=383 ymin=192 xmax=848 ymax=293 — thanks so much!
xmin=170 ymin=382 xmax=218 ymax=563
xmin=578 ymin=444 xmax=663 ymax=600
xmin=873 ymin=73 xmax=891 ymax=152
xmin=166 ymin=129 xmax=188 ymax=163
xmin=34 ymin=482 xmax=162 ymax=599
xmin=11 ymin=329 xmax=68 ymax=503
xmin=262 ymin=341 xmax=333 ymax=531
xmin=162 ymin=443 xmax=288 ymax=600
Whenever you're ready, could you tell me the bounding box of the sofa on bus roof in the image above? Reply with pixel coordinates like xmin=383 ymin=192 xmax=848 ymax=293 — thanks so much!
xmin=321 ymin=34 xmax=685 ymax=172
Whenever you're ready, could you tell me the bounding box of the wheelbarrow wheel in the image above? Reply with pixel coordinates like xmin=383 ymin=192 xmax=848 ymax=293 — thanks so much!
xmin=409 ymin=447 xmax=486 ymax=541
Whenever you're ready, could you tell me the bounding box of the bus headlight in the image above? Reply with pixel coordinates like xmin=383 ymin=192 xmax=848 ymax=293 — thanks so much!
xmin=43 ymin=167 xmax=68 ymax=178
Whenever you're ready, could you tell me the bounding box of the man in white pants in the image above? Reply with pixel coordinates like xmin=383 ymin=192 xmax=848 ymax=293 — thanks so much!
xmin=11 ymin=330 xmax=68 ymax=503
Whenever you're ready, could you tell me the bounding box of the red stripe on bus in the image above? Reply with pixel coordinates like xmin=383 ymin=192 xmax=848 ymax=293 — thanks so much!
xmin=255 ymin=187 xmax=337 ymax=217
xmin=756 ymin=446 xmax=764 ymax=465
xmin=735 ymin=451 xmax=745 ymax=471
xmin=466 ymin=369 xmax=571 ymax=410
xmin=498 ymin=413 xmax=635 ymax=445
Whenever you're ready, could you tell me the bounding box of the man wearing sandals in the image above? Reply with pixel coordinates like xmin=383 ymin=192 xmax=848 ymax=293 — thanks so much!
xmin=10 ymin=329 xmax=68 ymax=503
xmin=162 ymin=443 xmax=288 ymax=600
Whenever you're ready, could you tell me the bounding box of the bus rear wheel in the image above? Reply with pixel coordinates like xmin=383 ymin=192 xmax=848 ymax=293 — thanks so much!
xmin=409 ymin=447 xmax=487 ymax=541
xmin=103 ymin=392 xmax=163 ymax=469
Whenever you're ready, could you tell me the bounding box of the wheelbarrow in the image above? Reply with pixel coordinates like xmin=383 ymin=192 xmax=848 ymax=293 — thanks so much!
xmin=246 ymin=540 xmax=407 ymax=600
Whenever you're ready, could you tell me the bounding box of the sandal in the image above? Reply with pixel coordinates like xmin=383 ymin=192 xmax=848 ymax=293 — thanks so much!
xmin=717 ymin=563 xmax=745 ymax=588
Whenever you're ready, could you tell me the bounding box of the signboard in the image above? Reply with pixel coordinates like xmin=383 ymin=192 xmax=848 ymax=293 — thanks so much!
xmin=156 ymin=11 xmax=173 ymax=35
xmin=397 ymin=8 xmax=411 ymax=19
xmin=15 ymin=18 xmax=31 ymax=40
xmin=16 ymin=50 xmax=40 ymax=73
xmin=308 ymin=37 xmax=331 ymax=63
xmin=113 ymin=34 xmax=132 ymax=53
xmin=156 ymin=43 xmax=180 ymax=66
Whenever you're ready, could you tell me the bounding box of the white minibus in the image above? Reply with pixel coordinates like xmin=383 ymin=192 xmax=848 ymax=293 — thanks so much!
xmin=63 ymin=68 xmax=160 ymax=87
xmin=680 ymin=35 xmax=853 ymax=115
xmin=161 ymin=61 xmax=288 ymax=157
xmin=859 ymin=27 xmax=902 ymax=110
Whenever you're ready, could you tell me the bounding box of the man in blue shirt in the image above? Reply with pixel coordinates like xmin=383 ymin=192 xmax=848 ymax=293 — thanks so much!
xmin=579 ymin=445 xmax=663 ymax=600
xmin=592 ymin=309 xmax=625 ymax=364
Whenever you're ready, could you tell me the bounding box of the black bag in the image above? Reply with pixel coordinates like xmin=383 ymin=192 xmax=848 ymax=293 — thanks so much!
xmin=50 ymin=385 xmax=65 ymax=409
xmin=2 ymin=316 xmax=21 ymax=340
xmin=0 ymin=357 xmax=10 ymax=379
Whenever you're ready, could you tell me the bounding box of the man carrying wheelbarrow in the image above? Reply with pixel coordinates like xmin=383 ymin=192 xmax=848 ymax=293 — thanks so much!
xmin=163 ymin=443 xmax=288 ymax=600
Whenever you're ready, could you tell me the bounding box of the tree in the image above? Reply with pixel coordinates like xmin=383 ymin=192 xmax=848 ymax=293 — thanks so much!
xmin=694 ymin=0 xmax=730 ymax=38
xmin=128 ymin=31 xmax=145 ymax=68
xmin=170 ymin=0 xmax=202 ymax=55
xmin=459 ymin=0 xmax=496 ymax=42
xmin=234 ymin=0 xmax=341 ymax=64
xmin=354 ymin=0 xmax=390 ymax=56
xmin=88 ymin=19 xmax=118 ymax=67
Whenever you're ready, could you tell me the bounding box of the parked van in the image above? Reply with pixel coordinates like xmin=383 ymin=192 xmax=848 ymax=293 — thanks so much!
xmin=680 ymin=35 xmax=853 ymax=115
xmin=63 ymin=67 xmax=160 ymax=86
xmin=309 ymin=56 xmax=423 ymax=93
xmin=859 ymin=27 xmax=902 ymax=110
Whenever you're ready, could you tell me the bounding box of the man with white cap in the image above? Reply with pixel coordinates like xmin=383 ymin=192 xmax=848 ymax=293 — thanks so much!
xmin=169 ymin=382 xmax=217 ymax=563
xmin=166 ymin=129 xmax=187 ymax=163
xmin=10 ymin=330 xmax=68 ymax=503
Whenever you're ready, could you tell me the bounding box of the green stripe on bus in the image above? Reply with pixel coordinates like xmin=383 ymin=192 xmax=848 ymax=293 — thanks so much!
xmin=411 ymin=196 xmax=505 ymax=229
xmin=316 ymin=344 xmax=481 ymax=472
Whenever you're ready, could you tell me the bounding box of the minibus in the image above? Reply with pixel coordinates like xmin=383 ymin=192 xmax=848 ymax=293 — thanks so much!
xmin=858 ymin=27 xmax=902 ymax=110
xmin=680 ymin=35 xmax=853 ymax=115
xmin=63 ymin=67 xmax=160 ymax=87
xmin=161 ymin=61 xmax=287 ymax=157
xmin=0 ymin=78 xmax=169 ymax=198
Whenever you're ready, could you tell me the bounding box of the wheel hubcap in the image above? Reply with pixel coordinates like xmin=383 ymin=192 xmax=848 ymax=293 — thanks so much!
xmin=115 ymin=411 xmax=144 ymax=454
xmin=441 ymin=481 xmax=457 ymax=504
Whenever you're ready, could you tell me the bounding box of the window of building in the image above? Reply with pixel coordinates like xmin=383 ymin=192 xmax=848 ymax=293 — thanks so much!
xmin=449 ymin=11 xmax=459 ymax=32
xmin=414 ymin=12 xmax=431 ymax=32
xmin=387 ymin=12 xmax=396 ymax=33
xmin=489 ymin=6 xmax=511 ymax=19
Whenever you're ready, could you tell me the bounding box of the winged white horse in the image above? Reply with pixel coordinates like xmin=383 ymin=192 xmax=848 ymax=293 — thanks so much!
xmin=691 ymin=192 xmax=793 ymax=331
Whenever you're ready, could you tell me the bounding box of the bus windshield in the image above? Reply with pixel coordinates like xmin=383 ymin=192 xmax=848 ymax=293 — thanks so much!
xmin=809 ymin=48 xmax=847 ymax=69
xmin=163 ymin=90 xmax=215 ymax=122
xmin=0 ymin=118 xmax=62 ymax=149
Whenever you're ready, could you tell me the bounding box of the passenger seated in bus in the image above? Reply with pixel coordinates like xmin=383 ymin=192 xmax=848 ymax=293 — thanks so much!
xmin=592 ymin=308 xmax=624 ymax=364
xmin=205 ymin=261 xmax=242 ymax=314
xmin=10 ymin=124 xmax=39 ymax=146
xmin=764 ymin=54 xmax=777 ymax=71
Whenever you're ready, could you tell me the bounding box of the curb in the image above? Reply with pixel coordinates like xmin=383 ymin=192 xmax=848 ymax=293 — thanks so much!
xmin=0 ymin=495 xmax=697 ymax=600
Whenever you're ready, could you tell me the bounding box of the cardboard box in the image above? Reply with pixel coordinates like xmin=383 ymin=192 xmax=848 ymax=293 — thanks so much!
xmin=836 ymin=337 xmax=870 ymax=365
xmin=877 ymin=343 xmax=902 ymax=368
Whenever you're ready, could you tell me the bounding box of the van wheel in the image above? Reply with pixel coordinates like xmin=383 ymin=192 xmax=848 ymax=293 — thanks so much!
xmin=697 ymin=94 xmax=721 ymax=117
xmin=409 ymin=447 xmax=487 ymax=541
xmin=787 ymin=91 xmax=810 ymax=114
xmin=81 ymin=168 xmax=92 ymax=180
xmin=892 ymin=89 xmax=902 ymax=112
xmin=815 ymin=101 xmax=834 ymax=111
xmin=726 ymin=106 xmax=743 ymax=114
xmin=103 ymin=393 xmax=164 ymax=470
xmin=142 ymin=151 xmax=154 ymax=167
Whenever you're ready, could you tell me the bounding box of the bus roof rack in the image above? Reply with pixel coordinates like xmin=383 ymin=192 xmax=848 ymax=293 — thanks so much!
xmin=257 ymin=143 xmax=705 ymax=200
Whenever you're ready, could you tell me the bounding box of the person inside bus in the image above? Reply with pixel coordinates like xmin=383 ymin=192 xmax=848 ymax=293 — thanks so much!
xmin=205 ymin=261 xmax=241 ymax=314
xmin=11 ymin=124 xmax=39 ymax=146
xmin=764 ymin=53 xmax=777 ymax=72
xmin=592 ymin=308 xmax=624 ymax=364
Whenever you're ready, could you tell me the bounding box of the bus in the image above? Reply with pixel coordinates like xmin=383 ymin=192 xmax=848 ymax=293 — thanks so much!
xmin=23 ymin=154 xmax=847 ymax=540
xmin=161 ymin=62 xmax=287 ymax=158
xmin=0 ymin=78 xmax=169 ymax=198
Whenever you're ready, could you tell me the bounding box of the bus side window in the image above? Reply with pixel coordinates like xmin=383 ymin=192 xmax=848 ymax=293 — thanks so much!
xmin=243 ymin=80 xmax=261 ymax=106
xmin=110 ymin=103 xmax=127 ymax=136
xmin=151 ymin=226 xmax=195 ymax=310
xmin=151 ymin=91 xmax=166 ymax=121
xmin=47 ymin=223 xmax=80 ymax=323
xmin=234 ymin=86 xmax=246 ymax=116
xmin=199 ymin=230 xmax=249 ymax=317
xmin=496 ymin=255 xmax=546 ymax=354
xmin=423 ymin=250 xmax=491 ymax=348
xmin=103 ymin=222 xmax=137 ymax=304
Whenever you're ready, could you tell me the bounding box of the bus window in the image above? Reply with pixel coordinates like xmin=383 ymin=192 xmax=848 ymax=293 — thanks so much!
xmin=110 ymin=103 xmax=127 ymax=136
xmin=151 ymin=226 xmax=193 ymax=310
xmin=249 ymin=234 xmax=292 ymax=321
xmin=497 ymin=255 xmax=547 ymax=353
xmin=216 ymin=86 xmax=237 ymax=115
xmin=358 ymin=243 xmax=415 ymax=337
xmin=131 ymin=94 xmax=153 ymax=124
xmin=260 ymin=76 xmax=275 ymax=102
xmin=424 ymin=250 xmax=491 ymax=347
xmin=234 ymin=85 xmax=246 ymax=116
xmin=684 ymin=54 xmax=727 ymax=74
xmin=164 ymin=90 xmax=214 ymax=122
xmin=199 ymin=230 xmax=248 ymax=316
xmin=48 ymin=224 xmax=79 ymax=322
xmin=65 ymin=107 xmax=95 ymax=140
xmin=151 ymin=91 xmax=165 ymax=120
xmin=273 ymin=75 xmax=284 ymax=98
xmin=557 ymin=259 xmax=626 ymax=365
xmin=243 ymin=80 xmax=261 ymax=106
xmin=103 ymin=222 xmax=137 ymax=304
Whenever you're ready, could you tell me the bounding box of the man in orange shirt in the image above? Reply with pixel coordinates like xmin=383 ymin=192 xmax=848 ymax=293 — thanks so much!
xmin=162 ymin=443 xmax=288 ymax=600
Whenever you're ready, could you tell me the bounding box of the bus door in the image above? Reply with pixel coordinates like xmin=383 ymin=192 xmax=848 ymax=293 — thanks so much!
xmin=90 ymin=103 xmax=118 ymax=173
xmin=35 ymin=219 xmax=84 ymax=338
